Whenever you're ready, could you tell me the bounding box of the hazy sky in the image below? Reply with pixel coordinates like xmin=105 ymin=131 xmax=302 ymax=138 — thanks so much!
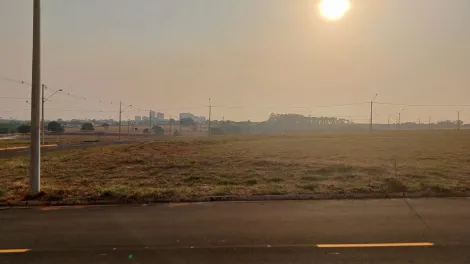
xmin=1 ymin=0 xmax=470 ymax=123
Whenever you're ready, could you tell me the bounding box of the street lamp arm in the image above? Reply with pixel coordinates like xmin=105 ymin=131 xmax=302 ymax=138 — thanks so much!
xmin=122 ymin=105 xmax=132 ymax=112
xmin=44 ymin=89 xmax=63 ymax=102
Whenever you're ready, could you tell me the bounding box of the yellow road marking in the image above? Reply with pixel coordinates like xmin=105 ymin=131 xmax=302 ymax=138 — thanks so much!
xmin=316 ymin=242 xmax=434 ymax=248
xmin=0 ymin=249 xmax=30 ymax=253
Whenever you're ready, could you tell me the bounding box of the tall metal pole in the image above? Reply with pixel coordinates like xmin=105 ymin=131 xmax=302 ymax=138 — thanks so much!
xmin=369 ymin=101 xmax=373 ymax=134
xmin=208 ymin=98 xmax=212 ymax=137
xmin=127 ymin=120 xmax=130 ymax=138
xmin=369 ymin=94 xmax=378 ymax=134
xmin=41 ymin=84 xmax=45 ymax=145
xmin=118 ymin=101 xmax=122 ymax=140
xmin=457 ymin=111 xmax=460 ymax=130
xmin=30 ymin=0 xmax=41 ymax=195
xmin=398 ymin=113 xmax=401 ymax=131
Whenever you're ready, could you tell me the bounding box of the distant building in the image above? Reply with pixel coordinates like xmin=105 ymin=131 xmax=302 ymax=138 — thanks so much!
xmin=179 ymin=113 xmax=207 ymax=123
xmin=150 ymin=110 xmax=156 ymax=120
xmin=179 ymin=113 xmax=196 ymax=120
xmin=135 ymin=116 xmax=142 ymax=122
xmin=195 ymin=116 xmax=207 ymax=123
xmin=156 ymin=112 xmax=164 ymax=120
xmin=142 ymin=116 xmax=149 ymax=121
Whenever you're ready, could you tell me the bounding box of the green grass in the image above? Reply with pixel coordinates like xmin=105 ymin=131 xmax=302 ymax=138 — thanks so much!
xmin=1 ymin=130 xmax=470 ymax=202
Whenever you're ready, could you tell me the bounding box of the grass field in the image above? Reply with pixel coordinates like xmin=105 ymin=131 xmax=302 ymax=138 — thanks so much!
xmin=1 ymin=130 xmax=469 ymax=202
xmin=0 ymin=135 xmax=120 ymax=149
xmin=68 ymin=124 xmax=207 ymax=136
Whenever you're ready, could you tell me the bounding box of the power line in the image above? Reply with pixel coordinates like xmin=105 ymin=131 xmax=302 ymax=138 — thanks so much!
xmin=375 ymin=102 xmax=470 ymax=107
xmin=0 ymin=96 xmax=30 ymax=100
xmin=212 ymin=102 xmax=368 ymax=110
xmin=2 ymin=108 xmax=30 ymax=113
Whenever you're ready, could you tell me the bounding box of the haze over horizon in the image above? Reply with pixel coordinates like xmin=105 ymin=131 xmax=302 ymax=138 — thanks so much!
xmin=1 ymin=0 xmax=470 ymax=123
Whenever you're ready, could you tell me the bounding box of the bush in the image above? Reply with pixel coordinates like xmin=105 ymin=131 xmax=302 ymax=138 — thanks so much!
xmin=152 ymin=125 xmax=164 ymax=136
xmin=48 ymin=121 xmax=64 ymax=132
xmin=16 ymin=124 xmax=31 ymax=134
xmin=81 ymin=122 xmax=95 ymax=131
xmin=180 ymin=118 xmax=196 ymax=126
xmin=210 ymin=127 xmax=225 ymax=135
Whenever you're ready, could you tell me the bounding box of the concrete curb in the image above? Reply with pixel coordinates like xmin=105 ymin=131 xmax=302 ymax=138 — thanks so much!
xmin=1 ymin=191 xmax=469 ymax=208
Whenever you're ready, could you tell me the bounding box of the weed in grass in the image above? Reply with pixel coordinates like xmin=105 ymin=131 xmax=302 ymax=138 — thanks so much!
xmin=266 ymin=177 xmax=284 ymax=183
xmin=301 ymin=175 xmax=320 ymax=181
xmin=101 ymin=187 xmax=127 ymax=198
xmin=244 ymin=179 xmax=258 ymax=186
xmin=217 ymin=179 xmax=238 ymax=186
xmin=184 ymin=175 xmax=202 ymax=182
xmin=382 ymin=178 xmax=407 ymax=192
xmin=299 ymin=183 xmax=318 ymax=191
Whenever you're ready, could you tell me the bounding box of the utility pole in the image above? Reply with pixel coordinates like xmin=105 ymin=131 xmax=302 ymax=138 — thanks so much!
xmin=428 ymin=116 xmax=431 ymax=130
xmin=41 ymin=84 xmax=45 ymax=145
xmin=397 ymin=113 xmax=401 ymax=131
xmin=208 ymin=98 xmax=212 ymax=137
xmin=118 ymin=101 xmax=122 ymax=140
xmin=457 ymin=111 xmax=460 ymax=131
xmin=369 ymin=101 xmax=373 ymax=133
xmin=149 ymin=110 xmax=152 ymax=131
xmin=397 ymin=108 xmax=404 ymax=131
xmin=179 ymin=114 xmax=182 ymax=132
xmin=127 ymin=120 xmax=130 ymax=138
xmin=30 ymin=0 xmax=41 ymax=195
xmin=118 ymin=102 xmax=131 ymax=140
xmin=41 ymin=85 xmax=61 ymax=145
xmin=369 ymin=94 xmax=378 ymax=134
xmin=309 ymin=113 xmax=312 ymax=133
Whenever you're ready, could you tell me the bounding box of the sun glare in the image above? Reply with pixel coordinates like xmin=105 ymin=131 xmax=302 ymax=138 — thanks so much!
xmin=318 ymin=0 xmax=351 ymax=21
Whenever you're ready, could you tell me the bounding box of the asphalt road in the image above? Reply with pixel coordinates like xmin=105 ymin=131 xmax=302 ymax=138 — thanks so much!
xmin=1 ymin=198 xmax=469 ymax=263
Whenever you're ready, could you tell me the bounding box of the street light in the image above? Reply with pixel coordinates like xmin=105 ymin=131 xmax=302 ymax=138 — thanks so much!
xmin=41 ymin=85 xmax=62 ymax=144
xmin=369 ymin=94 xmax=378 ymax=134
xmin=119 ymin=102 xmax=132 ymax=140
xmin=30 ymin=0 xmax=41 ymax=195
xmin=397 ymin=108 xmax=405 ymax=131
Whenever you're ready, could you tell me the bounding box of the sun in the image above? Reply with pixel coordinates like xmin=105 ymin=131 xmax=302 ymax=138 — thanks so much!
xmin=318 ymin=0 xmax=351 ymax=21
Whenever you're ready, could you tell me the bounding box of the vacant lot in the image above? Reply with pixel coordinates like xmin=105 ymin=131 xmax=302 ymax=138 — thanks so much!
xmin=1 ymin=130 xmax=469 ymax=202
xmin=0 ymin=135 xmax=119 ymax=149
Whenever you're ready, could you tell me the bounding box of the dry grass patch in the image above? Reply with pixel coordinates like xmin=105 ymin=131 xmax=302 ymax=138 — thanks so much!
xmin=1 ymin=130 xmax=469 ymax=202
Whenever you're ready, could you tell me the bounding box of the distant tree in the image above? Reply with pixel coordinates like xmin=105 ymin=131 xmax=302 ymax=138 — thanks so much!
xmin=81 ymin=122 xmax=95 ymax=131
xmin=222 ymin=124 xmax=241 ymax=134
xmin=180 ymin=118 xmax=196 ymax=126
xmin=16 ymin=124 xmax=31 ymax=134
xmin=210 ymin=127 xmax=225 ymax=135
xmin=101 ymin=123 xmax=109 ymax=132
xmin=48 ymin=121 xmax=64 ymax=132
xmin=152 ymin=125 xmax=164 ymax=136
